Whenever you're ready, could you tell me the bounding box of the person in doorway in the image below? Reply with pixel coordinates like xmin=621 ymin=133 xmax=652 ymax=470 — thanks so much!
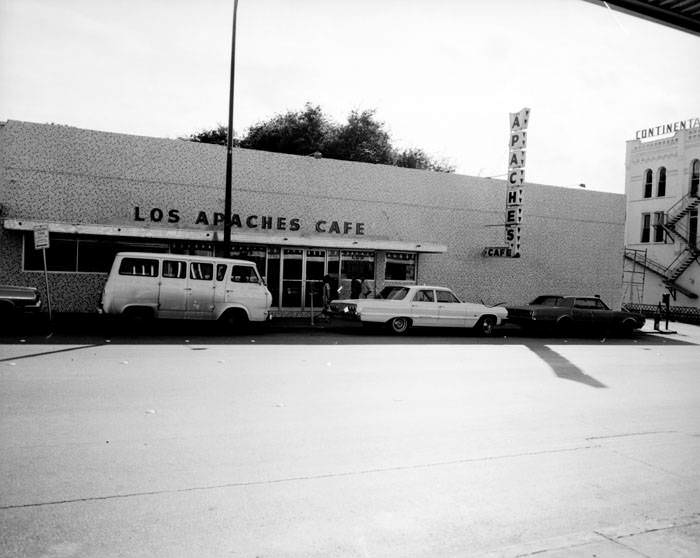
xmin=350 ymin=276 xmax=362 ymax=299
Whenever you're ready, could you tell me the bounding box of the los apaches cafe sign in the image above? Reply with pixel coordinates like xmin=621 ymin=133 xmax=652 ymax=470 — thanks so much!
xmin=483 ymin=107 xmax=530 ymax=259
xmin=134 ymin=206 xmax=366 ymax=235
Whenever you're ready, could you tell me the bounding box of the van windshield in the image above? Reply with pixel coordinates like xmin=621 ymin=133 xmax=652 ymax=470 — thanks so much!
xmin=231 ymin=265 xmax=260 ymax=284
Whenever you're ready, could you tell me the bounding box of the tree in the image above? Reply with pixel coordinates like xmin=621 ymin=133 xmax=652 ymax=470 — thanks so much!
xmin=187 ymin=124 xmax=239 ymax=147
xmin=186 ymin=104 xmax=454 ymax=173
xmin=322 ymin=109 xmax=394 ymax=165
xmin=240 ymin=103 xmax=328 ymax=156
xmin=394 ymin=147 xmax=455 ymax=173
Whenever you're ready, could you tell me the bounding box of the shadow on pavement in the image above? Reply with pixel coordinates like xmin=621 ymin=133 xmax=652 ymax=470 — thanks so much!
xmin=525 ymin=344 xmax=607 ymax=388
xmin=0 ymin=343 xmax=104 ymax=363
xmin=0 ymin=314 xmax=697 ymax=347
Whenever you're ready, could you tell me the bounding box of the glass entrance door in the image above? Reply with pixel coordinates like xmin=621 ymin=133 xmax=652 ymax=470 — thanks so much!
xmin=281 ymin=248 xmax=303 ymax=308
xmin=305 ymin=250 xmax=326 ymax=310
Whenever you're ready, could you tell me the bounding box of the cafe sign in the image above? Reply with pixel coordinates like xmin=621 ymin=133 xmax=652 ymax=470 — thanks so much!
xmin=133 ymin=206 xmax=366 ymax=236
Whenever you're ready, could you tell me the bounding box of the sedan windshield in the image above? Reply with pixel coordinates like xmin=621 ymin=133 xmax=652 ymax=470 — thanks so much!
xmin=378 ymin=286 xmax=409 ymax=300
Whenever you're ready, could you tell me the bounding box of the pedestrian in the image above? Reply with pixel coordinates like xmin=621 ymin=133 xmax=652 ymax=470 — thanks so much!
xmin=350 ymin=276 xmax=362 ymax=299
xmin=322 ymin=274 xmax=332 ymax=313
xmin=360 ymin=278 xmax=372 ymax=298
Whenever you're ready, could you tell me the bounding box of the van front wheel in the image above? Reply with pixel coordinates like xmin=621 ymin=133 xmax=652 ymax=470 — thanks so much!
xmin=220 ymin=308 xmax=249 ymax=333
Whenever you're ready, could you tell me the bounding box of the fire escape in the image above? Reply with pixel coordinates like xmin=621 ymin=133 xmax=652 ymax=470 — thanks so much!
xmin=624 ymin=191 xmax=700 ymax=300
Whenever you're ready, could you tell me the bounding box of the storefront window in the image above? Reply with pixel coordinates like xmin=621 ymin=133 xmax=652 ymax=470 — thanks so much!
xmin=24 ymin=235 xmax=77 ymax=272
xmin=385 ymin=252 xmax=416 ymax=281
xmin=340 ymin=250 xmax=374 ymax=280
xmin=230 ymin=244 xmax=267 ymax=277
xmin=24 ymin=233 xmax=167 ymax=272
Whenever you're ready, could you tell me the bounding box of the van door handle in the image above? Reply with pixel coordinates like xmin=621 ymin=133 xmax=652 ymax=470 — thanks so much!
xmin=184 ymin=288 xmax=192 ymax=291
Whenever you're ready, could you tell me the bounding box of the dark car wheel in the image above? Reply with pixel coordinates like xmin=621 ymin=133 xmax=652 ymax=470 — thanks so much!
xmin=557 ymin=317 xmax=574 ymax=337
xmin=388 ymin=317 xmax=410 ymax=335
xmin=475 ymin=315 xmax=497 ymax=336
xmin=620 ymin=318 xmax=639 ymax=336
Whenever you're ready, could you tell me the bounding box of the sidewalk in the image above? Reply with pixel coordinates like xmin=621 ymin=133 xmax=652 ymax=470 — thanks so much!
xmin=640 ymin=320 xmax=700 ymax=344
xmin=477 ymin=514 xmax=700 ymax=557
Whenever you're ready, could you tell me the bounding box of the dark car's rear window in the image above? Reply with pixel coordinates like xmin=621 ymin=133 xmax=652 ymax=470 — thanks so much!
xmin=530 ymin=296 xmax=563 ymax=306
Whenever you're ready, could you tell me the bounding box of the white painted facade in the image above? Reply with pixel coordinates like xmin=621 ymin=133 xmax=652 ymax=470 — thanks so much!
xmin=624 ymin=125 xmax=700 ymax=307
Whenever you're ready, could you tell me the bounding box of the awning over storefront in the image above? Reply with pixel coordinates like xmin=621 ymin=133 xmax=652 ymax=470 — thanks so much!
xmin=2 ymin=219 xmax=447 ymax=254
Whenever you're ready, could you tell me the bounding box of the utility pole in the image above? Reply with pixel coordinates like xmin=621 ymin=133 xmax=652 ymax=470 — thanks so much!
xmin=222 ymin=0 xmax=238 ymax=257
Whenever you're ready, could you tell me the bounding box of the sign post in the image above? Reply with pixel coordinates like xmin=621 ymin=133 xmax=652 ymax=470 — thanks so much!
xmin=33 ymin=225 xmax=52 ymax=322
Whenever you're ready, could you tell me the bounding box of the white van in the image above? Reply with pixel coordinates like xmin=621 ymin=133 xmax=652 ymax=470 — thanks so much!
xmin=99 ymin=252 xmax=272 ymax=328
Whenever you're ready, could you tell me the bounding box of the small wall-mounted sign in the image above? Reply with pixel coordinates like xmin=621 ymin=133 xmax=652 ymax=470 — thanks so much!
xmin=482 ymin=246 xmax=512 ymax=257
xmin=33 ymin=224 xmax=50 ymax=250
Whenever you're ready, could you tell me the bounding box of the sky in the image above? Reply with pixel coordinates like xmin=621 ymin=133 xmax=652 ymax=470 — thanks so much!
xmin=1 ymin=0 xmax=698 ymax=194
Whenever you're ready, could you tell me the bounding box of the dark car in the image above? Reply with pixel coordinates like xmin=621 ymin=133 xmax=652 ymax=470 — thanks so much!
xmin=0 ymin=284 xmax=42 ymax=318
xmin=506 ymin=295 xmax=645 ymax=335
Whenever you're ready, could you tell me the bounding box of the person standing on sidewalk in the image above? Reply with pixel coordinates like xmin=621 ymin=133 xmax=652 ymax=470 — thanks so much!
xmin=322 ymin=275 xmax=332 ymax=313
xmin=350 ymin=276 xmax=362 ymax=299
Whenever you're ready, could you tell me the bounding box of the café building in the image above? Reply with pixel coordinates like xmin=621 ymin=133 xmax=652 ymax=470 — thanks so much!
xmin=0 ymin=120 xmax=626 ymax=315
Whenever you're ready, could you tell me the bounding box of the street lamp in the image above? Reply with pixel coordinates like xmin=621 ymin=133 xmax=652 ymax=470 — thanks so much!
xmin=222 ymin=0 xmax=238 ymax=257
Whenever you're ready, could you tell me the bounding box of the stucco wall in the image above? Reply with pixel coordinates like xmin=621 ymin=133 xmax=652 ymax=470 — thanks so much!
xmin=1 ymin=120 xmax=626 ymax=312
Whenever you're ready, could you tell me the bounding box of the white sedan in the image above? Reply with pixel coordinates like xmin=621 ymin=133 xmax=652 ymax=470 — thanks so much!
xmin=328 ymin=285 xmax=508 ymax=335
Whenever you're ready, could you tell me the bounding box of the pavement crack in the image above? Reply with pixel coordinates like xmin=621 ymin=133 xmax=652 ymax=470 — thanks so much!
xmin=594 ymin=530 xmax=653 ymax=558
xmin=0 ymin=444 xmax=601 ymax=511
xmin=586 ymin=430 xmax=677 ymax=441
xmin=605 ymin=447 xmax=689 ymax=480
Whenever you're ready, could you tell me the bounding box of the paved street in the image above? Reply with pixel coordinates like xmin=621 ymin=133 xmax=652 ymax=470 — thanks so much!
xmin=1 ymin=324 xmax=699 ymax=557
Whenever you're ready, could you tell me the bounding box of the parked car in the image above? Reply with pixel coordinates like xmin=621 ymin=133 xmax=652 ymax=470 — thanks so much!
xmin=0 ymin=284 xmax=42 ymax=317
xmin=328 ymin=285 xmax=508 ymax=335
xmin=99 ymin=252 xmax=272 ymax=329
xmin=506 ymin=295 xmax=645 ymax=334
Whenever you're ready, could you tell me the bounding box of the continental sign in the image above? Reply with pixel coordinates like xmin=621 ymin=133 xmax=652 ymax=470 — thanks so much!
xmin=635 ymin=117 xmax=699 ymax=140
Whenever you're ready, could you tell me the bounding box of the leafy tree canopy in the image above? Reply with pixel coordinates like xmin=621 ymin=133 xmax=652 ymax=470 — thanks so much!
xmin=186 ymin=103 xmax=454 ymax=173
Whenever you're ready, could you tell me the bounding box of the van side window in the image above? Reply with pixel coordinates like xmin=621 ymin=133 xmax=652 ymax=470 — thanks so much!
xmin=231 ymin=265 xmax=259 ymax=283
xmin=190 ymin=262 xmax=213 ymax=281
xmin=163 ymin=260 xmax=186 ymax=279
xmin=216 ymin=264 xmax=227 ymax=281
xmin=118 ymin=257 xmax=159 ymax=277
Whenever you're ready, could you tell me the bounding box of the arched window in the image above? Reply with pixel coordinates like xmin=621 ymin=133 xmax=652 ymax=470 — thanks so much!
xmin=643 ymin=169 xmax=653 ymax=198
xmin=657 ymin=167 xmax=666 ymax=197
xmin=691 ymin=159 xmax=699 ymax=197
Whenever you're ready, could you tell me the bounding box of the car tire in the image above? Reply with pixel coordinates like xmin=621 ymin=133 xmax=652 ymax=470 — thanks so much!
xmin=557 ymin=317 xmax=573 ymax=337
xmin=475 ymin=315 xmax=497 ymax=336
xmin=220 ymin=308 xmax=249 ymax=333
xmin=620 ymin=318 xmax=638 ymax=336
xmin=388 ymin=317 xmax=410 ymax=335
